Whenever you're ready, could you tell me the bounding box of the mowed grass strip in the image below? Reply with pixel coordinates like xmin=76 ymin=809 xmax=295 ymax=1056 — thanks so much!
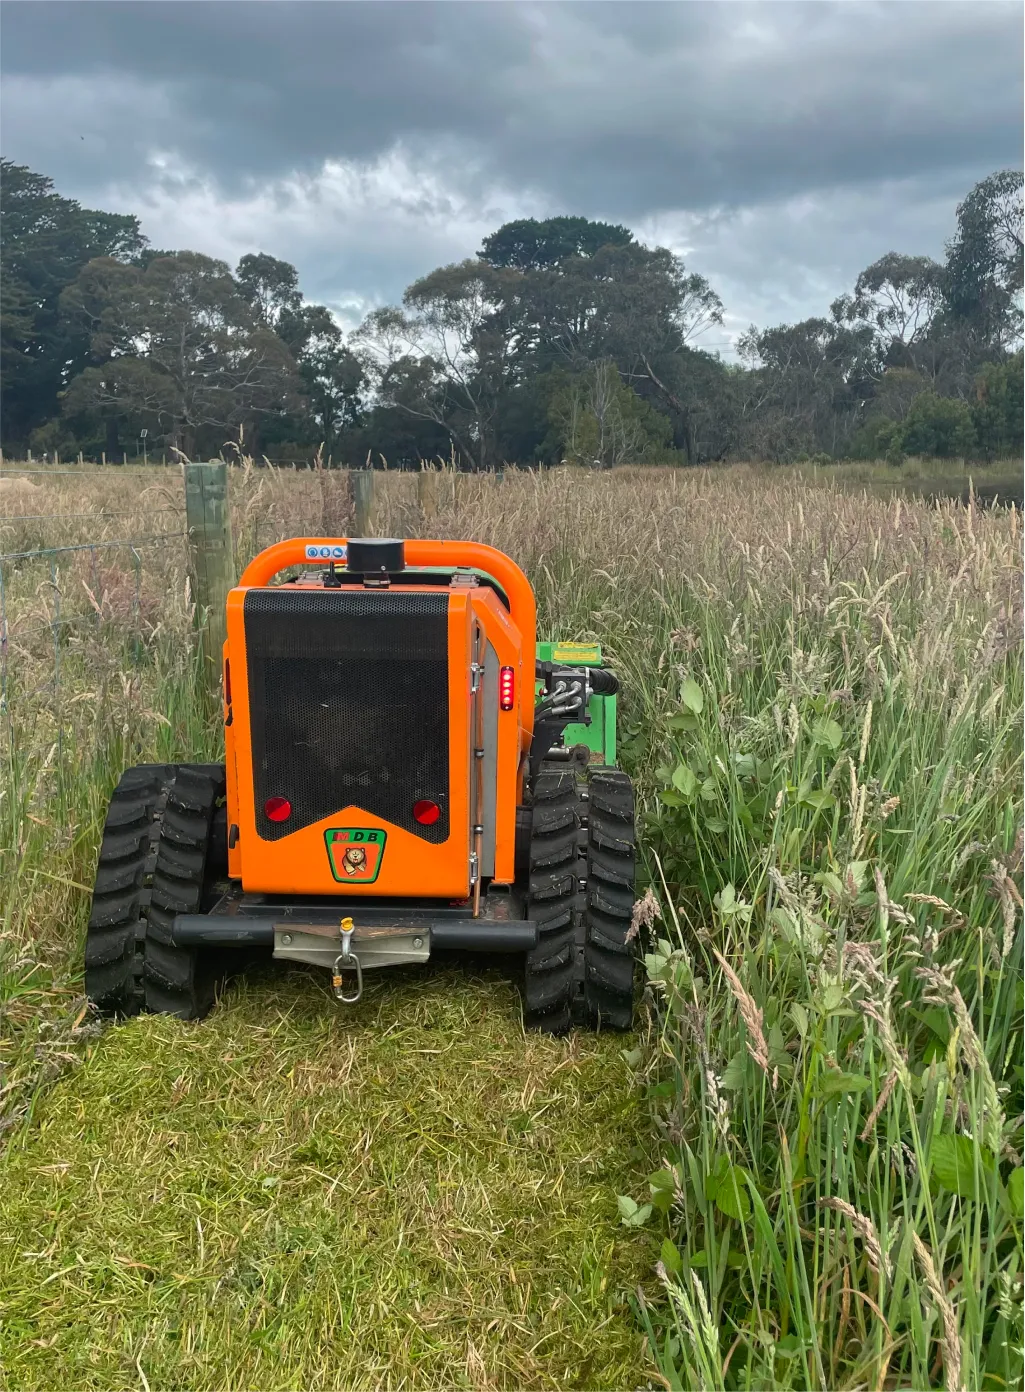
xmin=0 ymin=964 xmax=652 ymax=1391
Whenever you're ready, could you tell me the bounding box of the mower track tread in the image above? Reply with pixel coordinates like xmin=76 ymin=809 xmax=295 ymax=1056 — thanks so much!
xmin=523 ymin=764 xmax=637 ymax=1034
xmin=583 ymin=768 xmax=636 ymax=1031
xmin=86 ymin=763 xmax=227 ymax=1021
xmin=586 ymin=845 xmax=635 ymax=890
xmin=84 ymin=764 xmax=176 ymax=1015
xmin=524 ymin=769 xmax=582 ymax=1034
xmin=144 ymin=766 xmax=226 ymax=1019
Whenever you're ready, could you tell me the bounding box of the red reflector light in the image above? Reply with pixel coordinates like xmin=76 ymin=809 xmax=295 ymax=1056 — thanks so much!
xmin=264 ymin=796 xmax=292 ymax=823
xmin=499 ymin=665 xmax=515 ymax=710
xmin=413 ymin=799 xmax=441 ymax=826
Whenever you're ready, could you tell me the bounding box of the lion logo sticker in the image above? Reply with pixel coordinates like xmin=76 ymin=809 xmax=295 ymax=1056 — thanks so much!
xmin=325 ymin=827 xmax=386 ymax=883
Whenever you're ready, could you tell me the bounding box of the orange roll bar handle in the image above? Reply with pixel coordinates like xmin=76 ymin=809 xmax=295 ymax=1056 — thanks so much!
xmin=237 ymin=536 xmax=537 ymax=667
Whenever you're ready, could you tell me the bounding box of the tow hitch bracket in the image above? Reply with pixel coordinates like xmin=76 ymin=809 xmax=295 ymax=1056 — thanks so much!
xmin=331 ymin=918 xmax=363 ymax=1004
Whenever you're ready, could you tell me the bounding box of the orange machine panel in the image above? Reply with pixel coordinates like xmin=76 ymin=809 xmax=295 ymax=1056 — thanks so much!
xmin=222 ymin=537 xmax=536 ymax=899
xmin=469 ymin=586 xmax=528 ymax=884
xmin=226 ymin=585 xmax=474 ymax=898
xmin=223 ymin=648 xmax=242 ymax=881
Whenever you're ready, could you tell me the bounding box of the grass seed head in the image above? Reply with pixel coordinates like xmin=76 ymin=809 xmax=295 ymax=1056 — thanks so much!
xmin=987 ymin=859 xmax=1019 ymax=959
xmin=859 ymin=1067 xmax=899 ymax=1141
xmin=917 ymin=965 xmax=1005 ymax=1152
xmin=912 ymin=1232 xmax=965 ymax=1392
xmin=818 ymin=1196 xmax=893 ymax=1281
xmin=712 ymin=949 xmax=771 ymax=1080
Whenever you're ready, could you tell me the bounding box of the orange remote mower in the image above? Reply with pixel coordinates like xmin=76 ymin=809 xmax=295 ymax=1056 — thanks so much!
xmin=85 ymin=538 xmax=637 ymax=1032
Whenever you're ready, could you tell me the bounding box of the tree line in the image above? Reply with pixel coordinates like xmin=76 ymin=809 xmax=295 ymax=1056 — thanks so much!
xmin=1 ymin=159 xmax=1021 ymax=468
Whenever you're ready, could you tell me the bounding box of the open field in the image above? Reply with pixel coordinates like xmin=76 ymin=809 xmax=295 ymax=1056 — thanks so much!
xmin=794 ymin=458 xmax=1024 ymax=510
xmin=1 ymin=461 xmax=1022 ymax=1390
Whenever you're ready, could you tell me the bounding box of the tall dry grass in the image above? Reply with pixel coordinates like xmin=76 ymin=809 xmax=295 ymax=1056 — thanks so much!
xmin=1 ymin=460 xmax=1022 ymax=1389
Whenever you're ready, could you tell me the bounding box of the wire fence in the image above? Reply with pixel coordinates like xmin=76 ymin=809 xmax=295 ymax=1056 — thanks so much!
xmin=0 ymin=455 xmax=243 ymax=842
xmin=0 ymin=533 xmax=186 ymax=563
xmin=0 ymin=461 xmax=324 ymax=741
xmin=1 ymin=459 xmax=339 ymax=473
xmin=0 ymin=459 xmax=508 ymax=815
xmin=0 ymin=466 xmax=183 ymax=477
xmin=1 ymin=510 xmax=183 ymax=524
xmin=0 ymin=452 xmax=180 ymax=469
xmin=0 ymin=455 xmax=345 ymax=803
xmin=0 ymin=457 xmax=488 ymax=475
xmin=0 ymin=529 xmax=191 ymax=793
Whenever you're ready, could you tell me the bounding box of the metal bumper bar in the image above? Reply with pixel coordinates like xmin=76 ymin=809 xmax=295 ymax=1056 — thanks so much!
xmin=171 ymin=915 xmax=537 ymax=953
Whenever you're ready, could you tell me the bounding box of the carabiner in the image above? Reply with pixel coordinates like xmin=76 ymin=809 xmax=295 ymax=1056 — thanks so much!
xmin=331 ymin=917 xmax=362 ymax=1004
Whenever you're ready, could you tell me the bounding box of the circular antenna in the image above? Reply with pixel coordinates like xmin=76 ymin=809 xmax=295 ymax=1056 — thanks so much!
xmin=347 ymin=538 xmax=405 ymax=573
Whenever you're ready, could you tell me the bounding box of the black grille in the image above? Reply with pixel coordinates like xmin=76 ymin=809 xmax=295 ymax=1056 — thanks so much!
xmin=244 ymin=589 xmax=450 ymax=842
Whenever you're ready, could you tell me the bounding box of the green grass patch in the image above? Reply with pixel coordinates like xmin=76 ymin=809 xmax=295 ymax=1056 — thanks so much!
xmin=0 ymin=964 xmax=652 ymax=1390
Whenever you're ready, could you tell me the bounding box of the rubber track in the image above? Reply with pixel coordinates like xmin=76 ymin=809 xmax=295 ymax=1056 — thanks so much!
xmin=84 ymin=764 xmax=176 ymax=1015
xmin=145 ymin=765 xmax=226 ymax=1020
xmin=524 ymin=769 xmax=584 ymax=1033
xmin=583 ymin=768 xmax=636 ymax=1030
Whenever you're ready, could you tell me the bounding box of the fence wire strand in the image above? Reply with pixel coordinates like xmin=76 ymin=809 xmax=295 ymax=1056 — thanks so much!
xmin=0 ymin=531 xmax=188 ymax=721
xmin=0 ymin=532 xmax=188 ymax=563
xmin=1 ymin=509 xmax=183 ymax=524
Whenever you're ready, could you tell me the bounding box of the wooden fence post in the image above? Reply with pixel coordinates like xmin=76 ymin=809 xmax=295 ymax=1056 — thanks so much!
xmin=319 ymin=463 xmax=348 ymax=537
xmin=185 ymin=460 xmax=233 ymax=696
xmin=352 ymin=469 xmax=377 ymax=535
xmin=417 ymin=467 xmax=438 ymax=523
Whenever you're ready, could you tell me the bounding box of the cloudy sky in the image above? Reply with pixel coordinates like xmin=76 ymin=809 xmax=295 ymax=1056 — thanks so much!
xmin=2 ymin=1 xmax=1021 ymax=350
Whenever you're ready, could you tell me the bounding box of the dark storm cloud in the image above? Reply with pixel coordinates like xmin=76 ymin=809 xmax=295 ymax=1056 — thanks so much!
xmin=1 ymin=2 xmax=1021 ymax=336
xmin=3 ymin=1 xmax=1021 ymax=213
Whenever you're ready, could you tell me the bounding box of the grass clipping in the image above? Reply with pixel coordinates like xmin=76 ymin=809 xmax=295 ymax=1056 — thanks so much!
xmin=0 ymin=968 xmax=650 ymax=1390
